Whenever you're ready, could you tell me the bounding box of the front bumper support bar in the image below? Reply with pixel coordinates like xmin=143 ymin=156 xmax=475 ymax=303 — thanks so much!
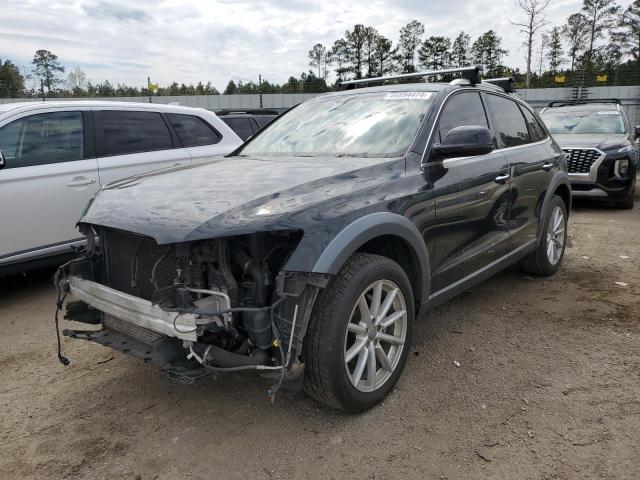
xmin=66 ymin=277 xmax=198 ymax=341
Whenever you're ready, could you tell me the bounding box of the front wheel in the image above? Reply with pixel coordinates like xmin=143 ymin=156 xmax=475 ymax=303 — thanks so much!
xmin=520 ymin=195 xmax=567 ymax=276
xmin=614 ymin=186 xmax=635 ymax=209
xmin=303 ymin=253 xmax=415 ymax=412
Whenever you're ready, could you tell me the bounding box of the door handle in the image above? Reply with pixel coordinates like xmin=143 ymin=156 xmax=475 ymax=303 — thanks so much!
xmin=67 ymin=178 xmax=97 ymax=187
xmin=494 ymin=174 xmax=510 ymax=184
xmin=542 ymin=163 xmax=554 ymax=172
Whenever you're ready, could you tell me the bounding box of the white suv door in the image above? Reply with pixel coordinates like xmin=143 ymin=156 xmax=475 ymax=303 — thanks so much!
xmin=94 ymin=109 xmax=191 ymax=185
xmin=0 ymin=108 xmax=99 ymax=263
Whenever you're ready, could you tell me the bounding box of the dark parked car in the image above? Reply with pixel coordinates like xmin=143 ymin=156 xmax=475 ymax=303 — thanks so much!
xmin=216 ymin=109 xmax=280 ymax=140
xmin=56 ymin=67 xmax=571 ymax=412
xmin=540 ymin=100 xmax=638 ymax=208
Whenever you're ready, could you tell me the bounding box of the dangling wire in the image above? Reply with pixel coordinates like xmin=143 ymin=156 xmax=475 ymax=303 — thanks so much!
xmin=53 ymin=266 xmax=70 ymax=366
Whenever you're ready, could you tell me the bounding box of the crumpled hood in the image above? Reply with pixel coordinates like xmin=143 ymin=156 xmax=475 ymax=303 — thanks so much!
xmin=81 ymin=155 xmax=402 ymax=244
xmin=552 ymin=133 xmax=629 ymax=151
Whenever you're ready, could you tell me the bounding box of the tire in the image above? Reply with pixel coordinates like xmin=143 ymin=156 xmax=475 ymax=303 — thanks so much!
xmin=614 ymin=186 xmax=635 ymax=209
xmin=303 ymin=253 xmax=415 ymax=413
xmin=520 ymin=195 xmax=567 ymax=276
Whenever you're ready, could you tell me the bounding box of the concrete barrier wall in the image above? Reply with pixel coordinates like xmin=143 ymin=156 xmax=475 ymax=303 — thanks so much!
xmin=1 ymin=86 xmax=638 ymax=123
xmin=0 ymin=93 xmax=321 ymax=109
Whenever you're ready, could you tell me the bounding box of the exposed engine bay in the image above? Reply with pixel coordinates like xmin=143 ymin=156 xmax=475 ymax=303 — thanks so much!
xmin=56 ymin=224 xmax=327 ymax=396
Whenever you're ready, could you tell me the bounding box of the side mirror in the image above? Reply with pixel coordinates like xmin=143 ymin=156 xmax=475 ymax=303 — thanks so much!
xmin=0 ymin=151 xmax=5 ymax=169
xmin=431 ymin=126 xmax=494 ymax=161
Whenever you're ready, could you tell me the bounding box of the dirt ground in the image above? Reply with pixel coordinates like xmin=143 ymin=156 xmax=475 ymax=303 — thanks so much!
xmin=1 ymin=195 xmax=639 ymax=480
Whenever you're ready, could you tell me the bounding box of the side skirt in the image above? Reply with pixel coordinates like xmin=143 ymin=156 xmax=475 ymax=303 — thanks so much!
xmin=422 ymin=239 xmax=536 ymax=311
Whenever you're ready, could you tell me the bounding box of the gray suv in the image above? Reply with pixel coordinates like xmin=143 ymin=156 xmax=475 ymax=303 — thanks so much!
xmin=540 ymin=100 xmax=638 ymax=209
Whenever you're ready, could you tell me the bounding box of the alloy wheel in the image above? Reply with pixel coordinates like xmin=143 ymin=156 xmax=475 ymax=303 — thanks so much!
xmin=343 ymin=279 xmax=407 ymax=393
xmin=546 ymin=205 xmax=565 ymax=265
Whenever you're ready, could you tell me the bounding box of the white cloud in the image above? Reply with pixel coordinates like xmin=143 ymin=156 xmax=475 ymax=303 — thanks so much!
xmin=0 ymin=0 xmax=631 ymax=91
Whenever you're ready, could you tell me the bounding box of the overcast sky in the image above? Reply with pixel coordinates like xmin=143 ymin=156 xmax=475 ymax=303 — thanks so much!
xmin=0 ymin=0 xmax=630 ymax=91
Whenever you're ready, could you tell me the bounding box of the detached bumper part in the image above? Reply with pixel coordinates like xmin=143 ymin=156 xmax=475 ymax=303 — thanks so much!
xmin=66 ymin=276 xmax=198 ymax=341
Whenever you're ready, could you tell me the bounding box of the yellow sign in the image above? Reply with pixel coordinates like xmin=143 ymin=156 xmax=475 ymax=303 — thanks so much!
xmin=596 ymin=75 xmax=607 ymax=82
xmin=554 ymin=75 xmax=566 ymax=83
xmin=148 ymin=82 xmax=159 ymax=92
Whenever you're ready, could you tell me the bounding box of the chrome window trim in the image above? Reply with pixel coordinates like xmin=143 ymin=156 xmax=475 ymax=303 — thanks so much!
xmin=432 ymin=138 xmax=551 ymax=167
xmin=562 ymin=147 xmax=605 ymax=183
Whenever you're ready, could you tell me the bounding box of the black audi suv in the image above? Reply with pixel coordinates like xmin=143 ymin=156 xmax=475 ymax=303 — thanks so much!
xmin=56 ymin=67 xmax=571 ymax=412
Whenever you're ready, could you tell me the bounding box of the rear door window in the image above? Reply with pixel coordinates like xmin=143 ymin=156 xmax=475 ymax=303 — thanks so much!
xmin=520 ymin=107 xmax=547 ymax=142
xmin=228 ymin=118 xmax=256 ymax=140
xmin=436 ymin=92 xmax=488 ymax=143
xmin=98 ymin=111 xmax=173 ymax=156
xmin=167 ymin=113 xmax=221 ymax=147
xmin=486 ymin=95 xmax=531 ymax=148
xmin=0 ymin=111 xmax=84 ymax=168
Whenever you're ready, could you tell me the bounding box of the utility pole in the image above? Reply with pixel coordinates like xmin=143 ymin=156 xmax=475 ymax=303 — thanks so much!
xmin=259 ymin=74 xmax=263 ymax=109
xmin=147 ymin=76 xmax=152 ymax=103
xmin=40 ymin=79 xmax=45 ymax=102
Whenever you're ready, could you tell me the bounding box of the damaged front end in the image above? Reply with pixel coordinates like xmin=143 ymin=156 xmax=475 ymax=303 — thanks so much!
xmin=56 ymin=224 xmax=327 ymax=390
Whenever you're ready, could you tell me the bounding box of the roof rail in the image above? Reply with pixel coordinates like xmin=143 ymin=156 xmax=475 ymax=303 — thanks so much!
xmin=338 ymin=66 xmax=482 ymax=91
xmin=547 ymin=98 xmax=621 ymax=108
xmin=482 ymin=77 xmax=515 ymax=93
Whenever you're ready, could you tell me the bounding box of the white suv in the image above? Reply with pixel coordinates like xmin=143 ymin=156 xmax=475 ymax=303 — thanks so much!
xmin=0 ymin=101 xmax=243 ymax=274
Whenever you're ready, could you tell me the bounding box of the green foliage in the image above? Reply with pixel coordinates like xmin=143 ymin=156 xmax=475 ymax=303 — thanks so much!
xmin=419 ymin=36 xmax=452 ymax=71
xmin=31 ymin=49 xmax=64 ymax=93
xmin=617 ymin=0 xmax=640 ymax=62
xmin=398 ymin=20 xmax=425 ymax=73
xmin=0 ymin=59 xmax=25 ymax=97
xmin=562 ymin=13 xmax=589 ymax=71
xmin=546 ymin=27 xmax=564 ymax=73
xmin=451 ymin=32 xmax=471 ymax=67
xmin=581 ymin=0 xmax=622 ymax=66
xmin=472 ymin=30 xmax=508 ymax=77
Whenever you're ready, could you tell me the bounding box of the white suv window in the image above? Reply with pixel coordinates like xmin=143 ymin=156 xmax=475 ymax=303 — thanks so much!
xmin=98 ymin=110 xmax=173 ymax=156
xmin=0 ymin=111 xmax=84 ymax=168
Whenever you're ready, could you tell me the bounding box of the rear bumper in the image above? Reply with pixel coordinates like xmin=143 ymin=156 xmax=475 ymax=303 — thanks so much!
xmin=66 ymin=276 xmax=198 ymax=341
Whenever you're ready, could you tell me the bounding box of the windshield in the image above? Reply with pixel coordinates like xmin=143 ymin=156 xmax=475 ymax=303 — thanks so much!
xmin=239 ymin=91 xmax=434 ymax=157
xmin=540 ymin=109 xmax=626 ymax=135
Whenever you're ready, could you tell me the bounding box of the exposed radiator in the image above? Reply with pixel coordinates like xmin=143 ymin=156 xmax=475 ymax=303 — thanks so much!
xmin=103 ymin=229 xmax=178 ymax=301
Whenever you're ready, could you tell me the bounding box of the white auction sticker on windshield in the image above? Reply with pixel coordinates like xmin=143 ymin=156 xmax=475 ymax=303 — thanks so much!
xmin=597 ymin=111 xmax=619 ymax=115
xmin=384 ymin=92 xmax=433 ymax=100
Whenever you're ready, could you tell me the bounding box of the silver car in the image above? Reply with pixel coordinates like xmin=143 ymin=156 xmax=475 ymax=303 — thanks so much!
xmin=0 ymin=101 xmax=243 ymax=274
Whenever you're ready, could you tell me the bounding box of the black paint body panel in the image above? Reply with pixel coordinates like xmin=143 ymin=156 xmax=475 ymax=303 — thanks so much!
xmin=80 ymin=84 xmax=570 ymax=305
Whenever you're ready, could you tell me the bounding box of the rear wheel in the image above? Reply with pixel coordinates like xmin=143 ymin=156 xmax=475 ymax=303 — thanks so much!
xmin=520 ymin=195 xmax=567 ymax=276
xmin=303 ymin=253 xmax=414 ymax=412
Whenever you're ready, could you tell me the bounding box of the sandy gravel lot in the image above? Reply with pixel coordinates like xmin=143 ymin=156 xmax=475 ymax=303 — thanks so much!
xmin=1 ymin=195 xmax=639 ymax=480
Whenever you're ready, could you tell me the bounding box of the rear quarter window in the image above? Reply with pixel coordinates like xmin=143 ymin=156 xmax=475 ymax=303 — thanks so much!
xmin=167 ymin=113 xmax=221 ymax=147
xmin=520 ymin=107 xmax=548 ymax=142
xmin=486 ymin=95 xmax=531 ymax=148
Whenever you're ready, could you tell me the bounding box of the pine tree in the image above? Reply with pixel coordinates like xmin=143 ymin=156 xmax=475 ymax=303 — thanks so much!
xmin=451 ymin=32 xmax=471 ymax=67
xmin=398 ymin=20 xmax=425 ymax=73
xmin=546 ymin=27 xmax=564 ymax=73
xmin=418 ymin=36 xmax=452 ymax=71
xmin=581 ymin=0 xmax=621 ymax=68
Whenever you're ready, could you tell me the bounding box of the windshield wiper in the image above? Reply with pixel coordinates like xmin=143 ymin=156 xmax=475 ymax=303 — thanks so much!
xmin=334 ymin=153 xmax=371 ymax=158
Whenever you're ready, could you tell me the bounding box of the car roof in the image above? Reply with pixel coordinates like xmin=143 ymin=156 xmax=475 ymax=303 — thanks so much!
xmin=0 ymin=100 xmax=213 ymax=117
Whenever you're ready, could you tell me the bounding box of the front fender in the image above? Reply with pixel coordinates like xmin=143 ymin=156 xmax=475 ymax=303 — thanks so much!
xmin=537 ymin=171 xmax=571 ymax=245
xmin=284 ymin=212 xmax=431 ymax=302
